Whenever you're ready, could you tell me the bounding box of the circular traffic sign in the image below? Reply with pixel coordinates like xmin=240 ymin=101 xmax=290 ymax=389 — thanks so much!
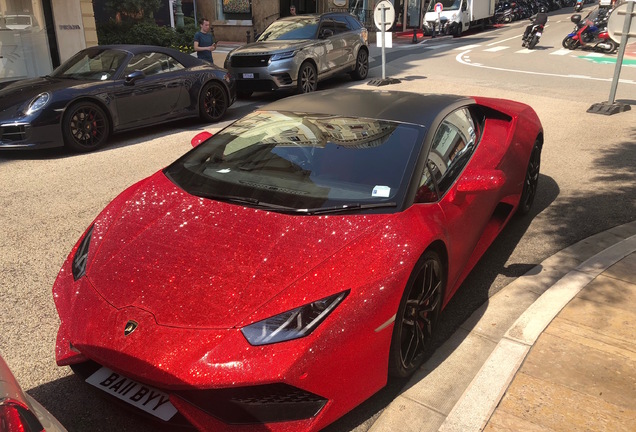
xmin=435 ymin=2 xmax=444 ymax=13
xmin=607 ymin=1 xmax=636 ymax=43
xmin=374 ymin=0 xmax=395 ymax=31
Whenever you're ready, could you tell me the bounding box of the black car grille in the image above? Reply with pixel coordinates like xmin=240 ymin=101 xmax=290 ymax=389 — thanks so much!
xmin=0 ymin=125 xmax=27 ymax=142
xmin=175 ymin=383 xmax=327 ymax=424
xmin=231 ymin=55 xmax=271 ymax=68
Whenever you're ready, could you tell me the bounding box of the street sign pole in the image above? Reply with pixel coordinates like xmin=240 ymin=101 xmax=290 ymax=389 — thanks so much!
xmin=368 ymin=0 xmax=401 ymax=86
xmin=608 ymin=0 xmax=634 ymax=103
xmin=588 ymin=0 xmax=635 ymax=115
xmin=382 ymin=8 xmax=386 ymax=79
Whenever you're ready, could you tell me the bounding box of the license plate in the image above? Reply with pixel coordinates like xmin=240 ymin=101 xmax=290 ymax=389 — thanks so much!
xmin=536 ymin=32 xmax=542 ymax=37
xmin=86 ymin=367 xmax=177 ymax=421
xmin=242 ymin=73 xmax=254 ymax=79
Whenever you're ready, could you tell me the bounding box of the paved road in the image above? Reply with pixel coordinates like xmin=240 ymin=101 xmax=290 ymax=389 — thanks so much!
xmin=1 ymin=10 xmax=635 ymax=431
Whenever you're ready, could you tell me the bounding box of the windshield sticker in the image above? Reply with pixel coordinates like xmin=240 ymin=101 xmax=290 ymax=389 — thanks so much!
xmin=216 ymin=169 xmax=231 ymax=173
xmin=372 ymin=186 xmax=390 ymax=198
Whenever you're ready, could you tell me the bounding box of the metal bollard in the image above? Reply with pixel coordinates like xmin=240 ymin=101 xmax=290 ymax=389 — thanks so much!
xmin=412 ymin=28 xmax=417 ymax=43
xmin=246 ymin=30 xmax=251 ymax=44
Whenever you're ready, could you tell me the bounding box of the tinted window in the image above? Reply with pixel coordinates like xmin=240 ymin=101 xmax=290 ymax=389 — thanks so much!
xmin=51 ymin=48 xmax=127 ymax=80
xmin=257 ymin=17 xmax=320 ymax=41
xmin=426 ymin=107 xmax=478 ymax=195
xmin=332 ymin=16 xmax=352 ymax=34
xmin=345 ymin=15 xmax=362 ymax=30
xmin=124 ymin=52 xmax=182 ymax=77
xmin=164 ymin=110 xmax=425 ymax=212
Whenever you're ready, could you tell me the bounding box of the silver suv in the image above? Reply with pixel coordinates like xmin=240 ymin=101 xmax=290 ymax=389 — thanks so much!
xmin=224 ymin=13 xmax=369 ymax=96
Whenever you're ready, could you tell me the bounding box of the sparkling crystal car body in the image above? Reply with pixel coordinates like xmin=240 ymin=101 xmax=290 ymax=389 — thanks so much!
xmin=52 ymin=89 xmax=543 ymax=431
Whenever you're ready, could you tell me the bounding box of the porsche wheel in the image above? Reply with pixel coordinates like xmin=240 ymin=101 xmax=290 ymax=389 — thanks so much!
xmin=200 ymin=81 xmax=228 ymax=123
xmin=350 ymin=48 xmax=369 ymax=80
xmin=62 ymin=102 xmax=110 ymax=152
xmin=517 ymin=141 xmax=541 ymax=216
xmin=389 ymin=250 xmax=445 ymax=378
xmin=297 ymin=62 xmax=317 ymax=94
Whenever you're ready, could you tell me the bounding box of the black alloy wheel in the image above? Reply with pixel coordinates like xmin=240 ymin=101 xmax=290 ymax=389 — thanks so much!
xmin=62 ymin=102 xmax=110 ymax=152
xmin=389 ymin=250 xmax=445 ymax=378
xmin=517 ymin=141 xmax=541 ymax=216
xmin=350 ymin=49 xmax=368 ymax=80
xmin=297 ymin=62 xmax=317 ymax=94
xmin=200 ymin=81 xmax=228 ymax=122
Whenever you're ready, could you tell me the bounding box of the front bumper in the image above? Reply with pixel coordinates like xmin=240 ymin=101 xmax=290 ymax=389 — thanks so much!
xmin=53 ymin=257 xmax=394 ymax=431
xmin=227 ymin=57 xmax=300 ymax=92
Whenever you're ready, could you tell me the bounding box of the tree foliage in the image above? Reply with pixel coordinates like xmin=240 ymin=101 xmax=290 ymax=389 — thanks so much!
xmin=105 ymin=0 xmax=162 ymax=20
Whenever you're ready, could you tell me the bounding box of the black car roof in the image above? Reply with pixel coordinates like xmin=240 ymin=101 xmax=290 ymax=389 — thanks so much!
xmin=261 ymin=89 xmax=473 ymax=127
xmin=85 ymin=44 xmax=204 ymax=68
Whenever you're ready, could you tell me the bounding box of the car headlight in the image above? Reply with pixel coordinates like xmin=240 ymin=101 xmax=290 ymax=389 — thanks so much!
xmin=270 ymin=50 xmax=297 ymax=62
xmin=241 ymin=290 xmax=349 ymax=346
xmin=24 ymin=92 xmax=50 ymax=115
xmin=72 ymin=225 xmax=94 ymax=280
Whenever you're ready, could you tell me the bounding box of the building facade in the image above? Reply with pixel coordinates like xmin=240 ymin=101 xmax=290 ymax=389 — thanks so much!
xmin=0 ymin=0 xmax=97 ymax=82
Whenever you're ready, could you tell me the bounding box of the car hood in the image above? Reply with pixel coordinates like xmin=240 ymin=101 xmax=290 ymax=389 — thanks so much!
xmin=86 ymin=172 xmax=388 ymax=329
xmin=0 ymin=76 xmax=93 ymax=112
xmin=230 ymin=40 xmax=315 ymax=55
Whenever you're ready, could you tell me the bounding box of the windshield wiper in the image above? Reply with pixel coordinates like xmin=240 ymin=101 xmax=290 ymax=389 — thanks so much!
xmin=297 ymin=202 xmax=398 ymax=215
xmin=189 ymin=191 xmax=297 ymax=211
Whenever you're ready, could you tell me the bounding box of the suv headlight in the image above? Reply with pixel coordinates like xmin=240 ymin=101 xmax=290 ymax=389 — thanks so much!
xmin=241 ymin=291 xmax=349 ymax=346
xmin=72 ymin=225 xmax=94 ymax=280
xmin=270 ymin=50 xmax=297 ymax=62
xmin=24 ymin=92 xmax=50 ymax=115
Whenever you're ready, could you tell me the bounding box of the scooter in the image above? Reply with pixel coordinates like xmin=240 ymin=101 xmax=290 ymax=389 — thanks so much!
xmin=574 ymin=0 xmax=583 ymax=12
xmin=562 ymin=14 xmax=617 ymax=54
xmin=522 ymin=23 xmax=545 ymax=49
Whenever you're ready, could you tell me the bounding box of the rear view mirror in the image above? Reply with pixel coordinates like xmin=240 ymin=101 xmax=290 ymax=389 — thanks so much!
xmin=124 ymin=70 xmax=145 ymax=85
xmin=320 ymin=28 xmax=334 ymax=38
xmin=191 ymin=131 xmax=213 ymax=147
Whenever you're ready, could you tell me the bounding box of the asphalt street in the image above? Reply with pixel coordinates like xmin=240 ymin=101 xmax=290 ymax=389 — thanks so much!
xmin=1 ymin=9 xmax=635 ymax=431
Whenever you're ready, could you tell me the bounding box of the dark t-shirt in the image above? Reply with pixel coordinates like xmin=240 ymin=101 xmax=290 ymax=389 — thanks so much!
xmin=194 ymin=31 xmax=215 ymax=63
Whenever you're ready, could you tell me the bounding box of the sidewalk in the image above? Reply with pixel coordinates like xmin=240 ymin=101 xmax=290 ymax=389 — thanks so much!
xmin=371 ymin=221 xmax=636 ymax=432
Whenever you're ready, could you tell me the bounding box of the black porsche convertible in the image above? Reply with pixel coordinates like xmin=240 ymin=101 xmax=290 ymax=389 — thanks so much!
xmin=0 ymin=45 xmax=236 ymax=152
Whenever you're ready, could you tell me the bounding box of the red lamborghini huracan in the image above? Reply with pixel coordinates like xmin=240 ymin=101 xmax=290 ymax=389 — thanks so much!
xmin=53 ymin=89 xmax=543 ymax=431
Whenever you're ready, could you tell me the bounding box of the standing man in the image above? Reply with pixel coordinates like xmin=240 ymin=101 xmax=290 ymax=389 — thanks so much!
xmin=194 ymin=17 xmax=216 ymax=64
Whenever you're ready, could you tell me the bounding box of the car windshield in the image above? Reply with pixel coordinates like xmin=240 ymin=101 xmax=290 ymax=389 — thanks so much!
xmin=427 ymin=0 xmax=462 ymax=11
xmin=50 ymin=48 xmax=128 ymax=81
xmin=257 ymin=17 xmax=320 ymax=41
xmin=164 ymin=110 xmax=424 ymax=214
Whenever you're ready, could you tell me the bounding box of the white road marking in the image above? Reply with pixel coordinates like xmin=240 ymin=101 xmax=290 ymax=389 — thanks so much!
xmin=585 ymin=52 xmax=606 ymax=58
xmin=484 ymin=46 xmax=509 ymax=52
xmin=487 ymin=35 xmax=520 ymax=46
xmin=550 ymin=49 xmax=572 ymax=56
xmin=515 ymin=48 xmax=535 ymax=54
xmin=454 ymin=44 xmax=482 ymax=50
xmin=455 ymin=50 xmax=636 ymax=85
xmin=423 ymin=43 xmax=454 ymax=50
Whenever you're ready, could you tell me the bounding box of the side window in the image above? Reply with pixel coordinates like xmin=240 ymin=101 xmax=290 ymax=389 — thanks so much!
xmin=345 ymin=16 xmax=362 ymax=30
xmin=426 ymin=107 xmax=478 ymax=196
xmin=416 ymin=164 xmax=439 ymax=203
xmin=166 ymin=55 xmax=185 ymax=72
xmin=332 ymin=16 xmax=352 ymax=34
xmin=124 ymin=52 xmax=172 ymax=77
xmin=319 ymin=18 xmax=335 ymax=37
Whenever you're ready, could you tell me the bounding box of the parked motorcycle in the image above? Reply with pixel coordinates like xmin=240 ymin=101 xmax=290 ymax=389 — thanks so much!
xmin=522 ymin=23 xmax=545 ymax=48
xmin=562 ymin=12 xmax=617 ymax=53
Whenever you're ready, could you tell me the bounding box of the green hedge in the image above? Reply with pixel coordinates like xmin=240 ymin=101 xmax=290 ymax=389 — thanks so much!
xmin=97 ymin=18 xmax=198 ymax=53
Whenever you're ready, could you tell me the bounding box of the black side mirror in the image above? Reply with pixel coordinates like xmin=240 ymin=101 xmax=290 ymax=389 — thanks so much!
xmin=320 ymin=28 xmax=334 ymax=38
xmin=124 ymin=70 xmax=145 ymax=86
